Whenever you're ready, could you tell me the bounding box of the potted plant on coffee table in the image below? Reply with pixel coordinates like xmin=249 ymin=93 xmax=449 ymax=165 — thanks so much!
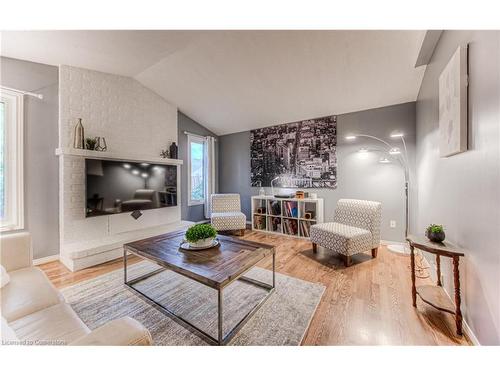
xmin=185 ymin=223 xmax=218 ymax=248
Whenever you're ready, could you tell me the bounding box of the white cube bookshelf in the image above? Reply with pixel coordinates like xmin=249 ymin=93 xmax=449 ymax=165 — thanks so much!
xmin=251 ymin=195 xmax=324 ymax=239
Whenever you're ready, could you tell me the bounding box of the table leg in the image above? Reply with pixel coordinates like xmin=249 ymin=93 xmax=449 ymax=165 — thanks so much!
xmin=436 ymin=254 xmax=442 ymax=286
xmin=218 ymin=289 xmax=223 ymax=345
xmin=123 ymin=248 xmax=127 ymax=284
xmin=272 ymin=251 xmax=276 ymax=288
xmin=453 ymin=256 xmax=463 ymax=335
xmin=410 ymin=245 xmax=417 ymax=307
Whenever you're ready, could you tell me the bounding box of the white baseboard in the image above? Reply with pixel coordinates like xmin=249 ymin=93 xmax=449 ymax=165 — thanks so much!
xmin=33 ymin=254 xmax=59 ymax=266
xmin=418 ymin=250 xmax=480 ymax=346
xmin=195 ymin=219 xmax=210 ymax=224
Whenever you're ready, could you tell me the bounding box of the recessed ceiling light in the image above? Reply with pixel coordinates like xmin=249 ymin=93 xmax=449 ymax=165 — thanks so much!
xmin=379 ymin=157 xmax=391 ymax=164
xmin=141 ymin=173 xmax=148 ymax=178
xmin=345 ymin=135 xmax=357 ymax=140
xmin=389 ymin=147 xmax=401 ymax=155
xmin=140 ymin=163 xmax=149 ymax=167
xmin=132 ymin=170 xmax=139 ymax=175
xmin=123 ymin=163 xmax=131 ymax=169
xmin=358 ymin=147 xmax=369 ymax=153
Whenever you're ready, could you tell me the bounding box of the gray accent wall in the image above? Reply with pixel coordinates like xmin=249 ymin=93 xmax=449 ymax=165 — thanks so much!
xmin=415 ymin=31 xmax=500 ymax=345
xmin=178 ymin=112 xmax=218 ymax=223
xmin=219 ymin=102 xmax=416 ymax=242
xmin=0 ymin=57 xmax=59 ymax=259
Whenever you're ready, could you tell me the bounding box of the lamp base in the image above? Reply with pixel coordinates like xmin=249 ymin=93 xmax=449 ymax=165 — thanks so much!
xmin=387 ymin=243 xmax=410 ymax=255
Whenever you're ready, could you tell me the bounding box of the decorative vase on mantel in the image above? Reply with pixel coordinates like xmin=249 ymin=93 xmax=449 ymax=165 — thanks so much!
xmin=73 ymin=118 xmax=85 ymax=149
xmin=169 ymin=142 xmax=178 ymax=159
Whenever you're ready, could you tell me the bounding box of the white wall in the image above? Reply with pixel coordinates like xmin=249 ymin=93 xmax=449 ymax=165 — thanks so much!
xmin=58 ymin=65 xmax=179 ymax=248
xmin=0 ymin=57 xmax=59 ymax=259
xmin=416 ymin=31 xmax=500 ymax=344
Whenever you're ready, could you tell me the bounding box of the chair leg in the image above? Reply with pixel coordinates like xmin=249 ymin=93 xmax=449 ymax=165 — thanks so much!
xmin=342 ymin=255 xmax=352 ymax=267
xmin=371 ymin=248 xmax=378 ymax=258
xmin=239 ymin=229 xmax=245 ymax=236
xmin=312 ymin=243 xmax=317 ymax=253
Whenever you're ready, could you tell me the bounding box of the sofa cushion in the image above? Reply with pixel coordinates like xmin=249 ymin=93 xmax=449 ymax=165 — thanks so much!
xmin=310 ymin=222 xmax=373 ymax=256
xmin=1 ymin=267 xmax=65 ymax=322
xmin=0 ymin=264 xmax=10 ymax=288
xmin=9 ymin=302 xmax=90 ymax=345
xmin=1 ymin=316 xmax=18 ymax=343
xmin=211 ymin=211 xmax=246 ymax=231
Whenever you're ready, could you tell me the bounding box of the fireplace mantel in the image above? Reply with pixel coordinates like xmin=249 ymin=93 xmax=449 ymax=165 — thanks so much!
xmin=55 ymin=147 xmax=183 ymax=165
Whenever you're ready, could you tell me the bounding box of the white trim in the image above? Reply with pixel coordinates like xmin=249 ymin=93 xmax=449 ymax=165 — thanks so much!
xmin=187 ymin=134 xmax=206 ymax=206
xmin=0 ymin=88 xmax=24 ymax=232
xmin=33 ymin=254 xmax=59 ymax=266
xmin=0 ymin=85 xmax=43 ymax=100
xmin=195 ymin=219 xmax=210 ymax=224
xmin=418 ymin=250 xmax=480 ymax=346
xmin=203 ymin=135 xmax=216 ymax=218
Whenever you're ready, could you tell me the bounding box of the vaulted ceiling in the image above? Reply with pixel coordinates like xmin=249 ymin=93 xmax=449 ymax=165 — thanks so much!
xmin=1 ymin=30 xmax=426 ymax=135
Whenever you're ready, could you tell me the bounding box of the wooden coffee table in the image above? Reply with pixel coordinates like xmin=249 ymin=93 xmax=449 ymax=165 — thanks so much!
xmin=123 ymin=230 xmax=275 ymax=345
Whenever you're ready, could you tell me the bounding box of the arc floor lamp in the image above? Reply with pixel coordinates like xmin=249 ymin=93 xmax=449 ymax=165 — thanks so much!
xmin=345 ymin=132 xmax=409 ymax=254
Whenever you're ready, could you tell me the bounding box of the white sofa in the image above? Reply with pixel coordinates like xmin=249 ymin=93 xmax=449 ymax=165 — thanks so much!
xmin=1 ymin=232 xmax=152 ymax=345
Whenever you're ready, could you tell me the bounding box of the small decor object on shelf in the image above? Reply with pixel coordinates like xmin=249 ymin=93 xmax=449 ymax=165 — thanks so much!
xmin=169 ymin=142 xmax=178 ymax=159
xmin=256 ymin=206 xmax=266 ymax=214
xmin=160 ymin=149 xmax=170 ymax=158
xmin=426 ymin=224 xmax=445 ymax=242
xmin=259 ymin=187 xmax=265 ymax=196
xmin=304 ymin=211 xmax=314 ymax=220
xmin=95 ymin=137 xmax=107 ymax=151
xmin=85 ymin=137 xmax=97 ymax=150
xmin=73 ymin=118 xmax=85 ymax=149
xmin=295 ymin=191 xmax=305 ymax=199
xmin=184 ymin=223 xmax=218 ymax=249
xmin=253 ymin=215 xmax=266 ymax=230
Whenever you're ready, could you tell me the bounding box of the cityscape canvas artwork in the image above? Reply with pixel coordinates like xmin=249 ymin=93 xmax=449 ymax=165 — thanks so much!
xmin=250 ymin=115 xmax=337 ymax=188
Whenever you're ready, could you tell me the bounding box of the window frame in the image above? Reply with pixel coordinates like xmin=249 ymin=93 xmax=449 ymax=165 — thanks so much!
xmin=187 ymin=134 xmax=206 ymax=206
xmin=0 ymin=88 xmax=24 ymax=232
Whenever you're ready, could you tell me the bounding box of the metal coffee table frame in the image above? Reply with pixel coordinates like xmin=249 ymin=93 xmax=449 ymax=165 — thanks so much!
xmin=123 ymin=248 xmax=275 ymax=346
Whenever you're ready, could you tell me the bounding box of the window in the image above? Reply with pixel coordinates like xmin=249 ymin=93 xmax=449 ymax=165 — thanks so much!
xmin=188 ymin=135 xmax=206 ymax=206
xmin=0 ymin=89 xmax=24 ymax=231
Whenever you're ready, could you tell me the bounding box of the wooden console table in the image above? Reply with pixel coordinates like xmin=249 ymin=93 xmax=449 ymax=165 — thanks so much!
xmin=406 ymin=234 xmax=465 ymax=335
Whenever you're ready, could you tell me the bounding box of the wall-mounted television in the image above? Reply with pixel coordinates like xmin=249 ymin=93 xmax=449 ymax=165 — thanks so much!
xmin=85 ymin=158 xmax=177 ymax=217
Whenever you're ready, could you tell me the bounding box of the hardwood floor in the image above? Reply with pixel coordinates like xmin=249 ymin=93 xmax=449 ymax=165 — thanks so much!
xmin=39 ymin=230 xmax=470 ymax=345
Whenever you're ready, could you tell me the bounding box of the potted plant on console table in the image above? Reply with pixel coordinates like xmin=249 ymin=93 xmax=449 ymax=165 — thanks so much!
xmin=185 ymin=224 xmax=218 ymax=249
xmin=425 ymin=224 xmax=445 ymax=243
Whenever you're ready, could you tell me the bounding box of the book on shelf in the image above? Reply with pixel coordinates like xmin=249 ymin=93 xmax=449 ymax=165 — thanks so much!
xmin=283 ymin=218 xmax=298 ymax=235
xmin=299 ymin=220 xmax=311 ymax=237
xmin=270 ymin=217 xmax=281 ymax=232
xmin=269 ymin=201 xmax=281 ymax=216
xmin=283 ymin=201 xmax=298 ymax=217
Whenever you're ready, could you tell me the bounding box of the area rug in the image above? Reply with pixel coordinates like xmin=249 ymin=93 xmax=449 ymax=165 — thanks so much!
xmin=61 ymin=261 xmax=325 ymax=345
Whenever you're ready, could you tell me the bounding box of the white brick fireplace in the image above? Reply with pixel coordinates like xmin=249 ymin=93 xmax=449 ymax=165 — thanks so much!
xmin=57 ymin=65 xmax=190 ymax=271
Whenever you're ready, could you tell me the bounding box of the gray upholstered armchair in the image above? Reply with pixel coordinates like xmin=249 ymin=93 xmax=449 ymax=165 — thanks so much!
xmin=210 ymin=194 xmax=246 ymax=235
xmin=310 ymin=199 xmax=382 ymax=267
